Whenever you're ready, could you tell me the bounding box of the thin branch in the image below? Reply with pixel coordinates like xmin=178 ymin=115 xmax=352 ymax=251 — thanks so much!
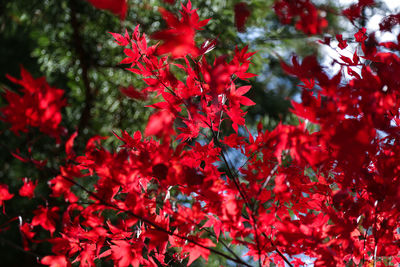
xmin=69 ymin=0 xmax=96 ymax=134
xmin=373 ymin=200 xmax=379 ymax=267
xmin=202 ymin=228 xmax=244 ymax=264
xmin=257 ymin=164 xmax=279 ymax=198
xmin=267 ymin=237 xmax=293 ymax=267
xmin=66 ymin=177 xmax=246 ymax=265
xmin=0 ymin=236 xmax=41 ymax=259
xmin=208 ymin=127 xmax=263 ymax=267
xmin=118 ymin=31 xmax=291 ymax=266
xmin=60 ymin=176 xmax=251 ymax=267
xmin=209 ymin=126 xmax=293 ymax=267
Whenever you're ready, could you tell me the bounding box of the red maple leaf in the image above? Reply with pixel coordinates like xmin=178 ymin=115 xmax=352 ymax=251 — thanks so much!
xmin=65 ymin=132 xmax=78 ymax=160
xmin=31 ymin=206 xmax=59 ymax=236
xmin=108 ymin=240 xmax=149 ymax=267
xmin=41 ymin=255 xmax=71 ymax=267
xmin=0 ymin=184 xmax=13 ymax=211
xmin=181 ymin=237 xmax=215 ymax=266
xmin=234 ymin=2 xmax=251 ymax=32
xmin=20 ymin=222 xmax=35 ymax=250
xmin=273 ymin=0 xmax=328 ymax=35
xmin=120 ymin=86 xmax=148 ymax=100
xmin=151 ymin=1 xmax=210 ymax=58
xmin=49 ymin=175 xmax=78 ymax=203
xmin=342 ymin=0 xmax=375 ymax=22
xmin=19 ymin=178 xmax=37 ymax=199
xmin=203 ymin=215 xmax=223 ymax=241
xmin=1 ymin=67 xmax=66 ymax=141
xmin=228 ymin=84 xmax=256 ymax=107
xmin=87 ymin=0 xmax=128 ymax=20
xmin=336 ymin=34 xmax=348 ymax=49
xmin=145 ymin=110 xmax=175 ymax=139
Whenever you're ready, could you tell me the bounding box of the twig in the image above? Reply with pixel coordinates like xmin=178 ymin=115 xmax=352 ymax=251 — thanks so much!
xmin=373 ymin=200 xmax=379 ymax=267
xmin=120 ymin=32 xmax=291 ymax=266
xmin=209 ymin=125 xmax=293 ymax=267
xmin=257 ymin=164 xmax=279 ymax=198
xmin=60 ymin=176 xmax=251 ymax=267
xmin=0 ymin=236 xmax=41 ymax=259
xmin=267 ymin=237 xmax=293 ymax=267
xmin=202 ymin=228 xmax=244 ymax=264
xmin=208 ymin=127 xmax=264 ymax=267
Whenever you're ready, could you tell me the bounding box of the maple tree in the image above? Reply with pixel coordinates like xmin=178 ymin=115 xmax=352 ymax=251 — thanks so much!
xmin=1 ymin=0 xmax=400 ymax=266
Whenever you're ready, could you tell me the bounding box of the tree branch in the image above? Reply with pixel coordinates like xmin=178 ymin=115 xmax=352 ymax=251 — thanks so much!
xmin=209 ymin=126 xmax=293 ymax=267
xmin=0 ymin=236 xmax=41 ymax=260
xmin=69 ymin=0 xmax=95 ymax=134
xmin=60 ymin=176 xmax=252 ymax=267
